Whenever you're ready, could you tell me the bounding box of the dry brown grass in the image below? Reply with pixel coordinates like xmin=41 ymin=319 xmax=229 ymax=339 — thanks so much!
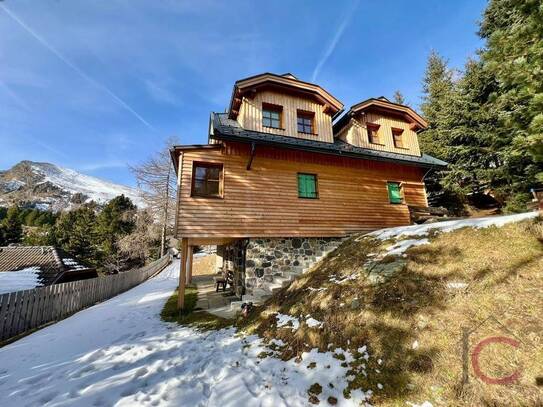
xmin=237 ymin=219 xmax=543 ymax=406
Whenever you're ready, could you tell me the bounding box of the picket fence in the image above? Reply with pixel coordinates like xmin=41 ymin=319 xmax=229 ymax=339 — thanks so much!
xmin=0 ymin=255 xmax=172 ymax=343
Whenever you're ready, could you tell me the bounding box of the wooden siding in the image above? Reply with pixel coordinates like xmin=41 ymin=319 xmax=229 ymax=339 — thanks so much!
xmin=237 ymin=90 xmax=334 ymax=143
xmin=337 ymin=112 xmax=421 ymax=156
xmin=175 ymin=142 xmax=428 ymax=239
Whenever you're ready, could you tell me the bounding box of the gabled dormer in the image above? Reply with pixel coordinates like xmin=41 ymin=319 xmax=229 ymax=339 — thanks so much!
xmin=333 ymin=97 xmax=427 ymax=156
xmin=228 ymin=73 xmax=343 ymax=143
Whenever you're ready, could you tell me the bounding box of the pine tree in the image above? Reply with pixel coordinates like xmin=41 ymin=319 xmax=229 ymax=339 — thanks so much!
xmin=2 ymin=206 xmax=23 ymax=244
xmin=443 ymin=59 xmax=500 ymax=197
xmin=95 ymin=195 xmax=136 ymax=271
xmin=418 ymin=52 xmax=467 ymax=213
xmin=419 ymin=51 xmax=456 ymax=160
xmin=479 ymin=0 xmax=543 ymax=207
xmin=392 ymin=90 xmax=406 ymax=105
xmin=53 ymin=206 xmax=98 ymax=266
xmin=0 ymin=224 xmax=6 ymax=246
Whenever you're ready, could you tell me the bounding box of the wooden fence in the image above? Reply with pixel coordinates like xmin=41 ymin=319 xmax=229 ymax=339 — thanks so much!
xmin=0 ymin=255 xmax=172 ymax=343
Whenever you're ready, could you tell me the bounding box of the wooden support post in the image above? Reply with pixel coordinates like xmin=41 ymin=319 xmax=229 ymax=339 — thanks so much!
xmin=177 ymin=238 xmax=189 ymax=311
xmin=186 ymin=246 xmax=193 ymax=285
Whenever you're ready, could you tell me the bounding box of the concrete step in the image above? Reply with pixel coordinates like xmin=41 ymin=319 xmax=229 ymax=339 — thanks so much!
xmin=271 ymin=275 xmax=292 ymax=287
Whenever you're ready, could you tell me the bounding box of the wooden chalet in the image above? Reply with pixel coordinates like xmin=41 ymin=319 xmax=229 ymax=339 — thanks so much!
xmin=171 ymin=73 xmax=446 ymax=307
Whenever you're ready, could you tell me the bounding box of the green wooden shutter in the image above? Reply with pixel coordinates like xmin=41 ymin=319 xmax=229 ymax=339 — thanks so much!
xmin=387 ymin=182 xmax=402 ymax=204
xmin=298 ymin=174 xmax=317 ymax=198
xmin=298 ymin=174 xmax=306 ymax=197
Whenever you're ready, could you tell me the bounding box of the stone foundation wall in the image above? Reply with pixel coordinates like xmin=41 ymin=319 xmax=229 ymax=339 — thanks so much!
xmin=244 ymin=237 xmax=343 ymax=296
xmin=217 ymin=241 xmax=246 ymax=298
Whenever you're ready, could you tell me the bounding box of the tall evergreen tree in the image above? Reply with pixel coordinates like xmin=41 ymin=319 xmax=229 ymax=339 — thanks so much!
xmin=2 ymin=206 xmax=23 ymax=244
xmin=419 ymin=51 xmax=456 ymax=160
xmin=418 ymin=52 xmax=467 ymax=213
xmin=392 ymin=90 xmax=406 ymax=105
xmin=479 ymin=0 xmax=543 ymax=207
xmin=95 ymin=195 xmax=136 ymax=270
xmin=53 ymin=206 xmax=98 ymax=266
xmin=0 ymin=224 xmax=5 ymax=246
xmin=443 ymin=59 xmax=500 ymax=196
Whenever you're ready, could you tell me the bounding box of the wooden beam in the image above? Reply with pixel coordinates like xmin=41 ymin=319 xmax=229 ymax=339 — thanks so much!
xmin=187 ymin=246 xmax=194 ymax=284
xmin=177 ymin=238 xmax=189 ymax=311
xmin=246 ymin=142 xmax=256 ymax=170
xmin=187 ymin=237 xmax=238 ymax=246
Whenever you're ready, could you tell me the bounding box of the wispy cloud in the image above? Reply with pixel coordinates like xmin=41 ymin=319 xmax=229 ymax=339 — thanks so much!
xmin=78 ymin=161 xmax=127 ymax=171
xmin=311 ymin=0 xmax=360 ymax=82
xmin=0 ymin=78 xmax=31 ymax=111
xmin=0 ymin=3 xmax=155 ymax=131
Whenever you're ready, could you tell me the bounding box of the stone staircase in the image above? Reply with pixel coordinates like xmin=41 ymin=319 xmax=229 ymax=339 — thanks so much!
xmin=230 ymin=237 xmax=348 ymax=311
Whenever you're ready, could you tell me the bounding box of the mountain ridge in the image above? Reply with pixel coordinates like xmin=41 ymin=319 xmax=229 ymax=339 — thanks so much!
xmin=0 ymin=160 xmax=144 ymax=211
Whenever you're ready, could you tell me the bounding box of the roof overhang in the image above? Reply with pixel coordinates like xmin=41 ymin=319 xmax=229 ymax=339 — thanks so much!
xmin=169 ymin=144 xmax=222 ymax=174
xmin=228 ymin=73 xmax=344 ymax=119
xmin=212 ymin=128 xmax=446 ymax=169
xmin=334 ymin=98 xmax=428 ymax=134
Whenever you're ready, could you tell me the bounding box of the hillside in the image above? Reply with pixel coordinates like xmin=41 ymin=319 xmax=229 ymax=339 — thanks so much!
xmin=0 ymin=161 xmax=144 ymax=210
xmin=239 ymin=213 xmax=543 ymax=406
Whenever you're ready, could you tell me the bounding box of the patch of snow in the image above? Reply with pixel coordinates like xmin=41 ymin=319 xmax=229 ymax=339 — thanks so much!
xmin=0 ymin=267 xmax=41 ymax=294
xmin=305 ymin=315 xmax=323 ymax=329
xmin=269 ymin=338 xmax=286 ymax=347
xmin=385 ymin=238 xmax=430 ymax=256
xmin=0 ymin=261 xmax=373 ymax=406
xmin=33 ymin=202 xmax=51 ymax=211
xmin=275 ymin=312 xmax=300 ymax=330
xmin=407 ymin=402 xmax=434 ymax=407
xmin=62 ymin=258 xmax=87 ymax=270
xmin=307 ymin=286 xmax=327 ymax=292
xmin=1 ymin=179 xmax=25 ymax=192
xmin=370 ymin=212 xmax=538 ymax=241
xmin=447 ymin=282 xmax=468 ymax=289
xmin=330 ymin=273 xmax=358 ymax=284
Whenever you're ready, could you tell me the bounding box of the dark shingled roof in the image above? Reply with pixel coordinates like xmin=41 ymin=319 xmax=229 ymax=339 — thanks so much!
xmin=211 ymin=113 xmax=447 ymax=168
xmin=0 ymin=246 xmax=94 ymax=288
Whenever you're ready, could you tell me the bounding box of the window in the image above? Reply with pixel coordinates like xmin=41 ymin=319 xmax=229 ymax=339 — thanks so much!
xmin=387 ymin=182 xmax=403 ymax=204
xmin=367 ymin=123 xmax=381 ymax=144
xmin=392 ymin=127 xmax=404 ymax=148
xmin=191 ymin=162 xmax=223 ymax=198
xmin=298 ymin=173 xmax=318 ymax=199
xmin=297 ymin=110 xmax=315 ymax=134
xmin=262 ymin=103 xmax=282 ymax=129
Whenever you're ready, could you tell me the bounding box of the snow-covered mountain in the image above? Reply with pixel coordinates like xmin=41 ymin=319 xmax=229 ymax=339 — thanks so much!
xmin=0 ymin=161 xmax=144 ymax=211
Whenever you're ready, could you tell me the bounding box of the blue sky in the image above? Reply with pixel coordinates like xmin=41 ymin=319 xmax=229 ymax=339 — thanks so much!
xmin=0 ymin=0 xmax=487 ymax=186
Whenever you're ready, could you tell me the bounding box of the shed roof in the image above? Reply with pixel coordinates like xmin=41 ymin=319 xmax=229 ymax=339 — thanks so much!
xmin=210 ymin=113 xmax=446 ymax=168
xmin=0 ymin=246 xmax=91 ymax=288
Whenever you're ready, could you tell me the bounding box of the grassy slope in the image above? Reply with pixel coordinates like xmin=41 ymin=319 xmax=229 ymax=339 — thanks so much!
xmin=161 ymin=285 xmax=231 ymax=330
xmin=238 ymin=219 xmax=543 ymax=406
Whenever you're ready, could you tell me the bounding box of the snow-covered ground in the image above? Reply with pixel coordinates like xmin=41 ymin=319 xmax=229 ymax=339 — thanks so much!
xmin=367 ymin=211 xmax=538 ymax=256
xmin=0 ymin=261 xmax=370 ymax=407
xmin=369 ymin=211 xmax=538 ymax=241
